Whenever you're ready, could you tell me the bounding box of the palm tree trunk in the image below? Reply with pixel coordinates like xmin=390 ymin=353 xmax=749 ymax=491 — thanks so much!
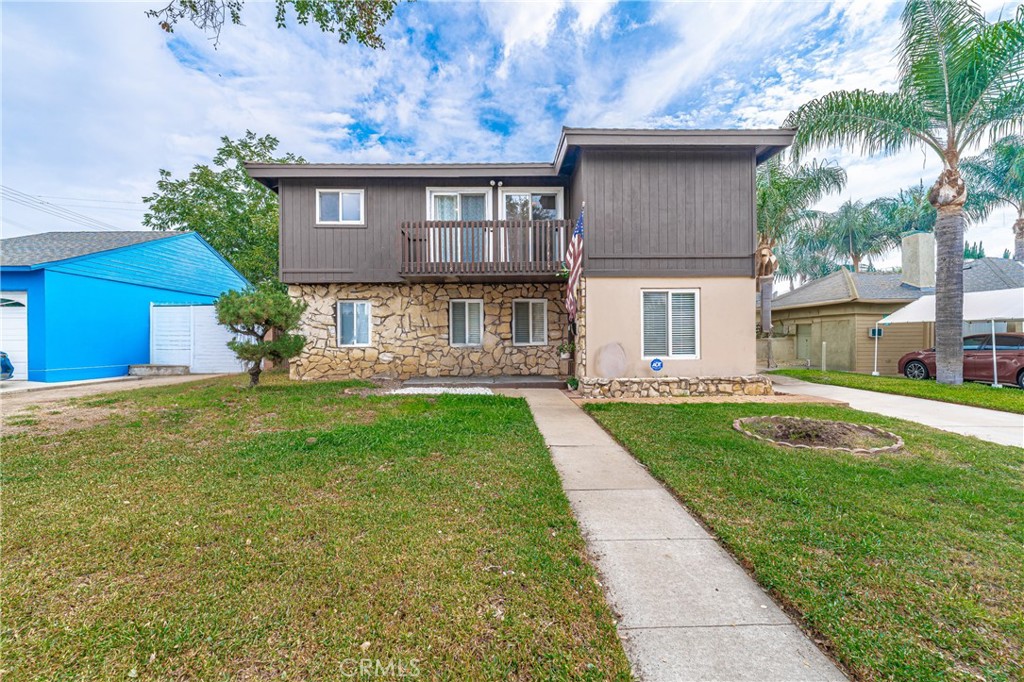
xmin=1014 ymin=215 xmax=1024 ymax=262
xmin=934 ymin=206 xmax=965 ymax=385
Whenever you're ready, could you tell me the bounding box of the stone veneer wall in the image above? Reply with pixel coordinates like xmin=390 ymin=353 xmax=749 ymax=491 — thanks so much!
xmin=290 ymin=283 xmax=569 ymax=381
xmin=574 ymin=277 xmax=588 ymax=378
xmin=579 ymin=375 xmax=774 ymax=399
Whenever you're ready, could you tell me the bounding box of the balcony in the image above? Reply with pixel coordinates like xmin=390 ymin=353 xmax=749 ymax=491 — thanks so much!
xmin=400 ymin=220 xmax=572 ymax=281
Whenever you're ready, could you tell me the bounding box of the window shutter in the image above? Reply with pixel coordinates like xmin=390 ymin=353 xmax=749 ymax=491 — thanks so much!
xmin=670 ymin=292 xmax=696 ymax=356
xmin=642 ymin=292 xmax=669 ymax=356
xmin=513 ymin=301 xmax=531 ymax=344
xmin=467 ymin=301 xmax=483 ymax=344
xmin=451 ymin=302 xmax=467 ymax=345
xmin=530 ymin=302 xmax=546 ymax=343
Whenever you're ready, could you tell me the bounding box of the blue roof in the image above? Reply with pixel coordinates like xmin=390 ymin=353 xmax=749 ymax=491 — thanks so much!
xmin=0 ymin=230 xmax=250 ymax=296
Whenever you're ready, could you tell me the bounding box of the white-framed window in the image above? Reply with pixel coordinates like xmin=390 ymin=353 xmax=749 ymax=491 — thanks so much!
xmin=317 ymin=188 xmax=365 ymax=226
xmin=337 ymin=300 xmax=371 ymax=346
xmin=512 ymin=299 xmax=547 ymax=345
xmin=426 ymin=187 xmax=493 ymax=221
xmin=426 ymin=188 xmax=494 ymax=263
xmin=641 ymin=290 xmax=699 ymax=359
xmin=498 ymin=187 xmax=564 ymax=221
xmin=449 ymin=299 xmax=484 ymax=346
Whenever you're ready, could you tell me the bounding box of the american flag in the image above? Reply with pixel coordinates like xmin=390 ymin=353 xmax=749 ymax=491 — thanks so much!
xmin=564 ymin=205 xmax=584 ymax=322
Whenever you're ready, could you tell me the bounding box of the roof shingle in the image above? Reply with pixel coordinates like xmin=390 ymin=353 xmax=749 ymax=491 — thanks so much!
xmin=772 ymin=258 xmax=1024 ymax=310
xmin=0 ymin=231 xmax=180 ymax=267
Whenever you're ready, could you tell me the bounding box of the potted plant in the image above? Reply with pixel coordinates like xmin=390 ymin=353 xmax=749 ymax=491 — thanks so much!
xmin=557 ymin=342 xmax=575 ymax=360
xmin=566 ymin=376 xmax=579 ymax=391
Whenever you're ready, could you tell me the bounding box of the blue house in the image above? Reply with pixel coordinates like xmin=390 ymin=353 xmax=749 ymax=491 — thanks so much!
xmin=0 ymin=231 xmax=249 ymax=382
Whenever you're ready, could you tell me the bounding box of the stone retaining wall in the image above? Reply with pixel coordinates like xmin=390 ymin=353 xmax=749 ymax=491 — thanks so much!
xmin=579 ymin=375 xmax=774 ymax=399
xmin=289 ymin=283 xmax=569 ymax=381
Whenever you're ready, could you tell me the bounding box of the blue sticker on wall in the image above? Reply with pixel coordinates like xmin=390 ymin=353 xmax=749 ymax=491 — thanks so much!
xmin=650 ymin=358 xmax=664 ymax=372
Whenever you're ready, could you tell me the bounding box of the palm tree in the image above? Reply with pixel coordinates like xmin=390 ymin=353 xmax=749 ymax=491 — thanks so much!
xmin=785 ymin=1 xmax=1024 ymax=384
xmin=775 ymin=229 xmax=841 ymax=289
xmin=962 ymin=134 xmax=1024 ymax=259
xmin=816 ymin=199 xmax=902 ymax=270
xmin=872 ymin=182 xmax=937 ymax=235
xmin=756 ymin=156 xmax=847 ymax=340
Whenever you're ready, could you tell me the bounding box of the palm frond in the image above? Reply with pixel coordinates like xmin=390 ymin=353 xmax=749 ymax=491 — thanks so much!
xmin=785 ymin=90 xmax=941 ymax=160
xmin=948 ymin=11 xmax=1024 ymax=130
xmin=961 ymin=134 xmax=1024 ymax=218
xmin=898 ymin=0 xmax=985 ymax=128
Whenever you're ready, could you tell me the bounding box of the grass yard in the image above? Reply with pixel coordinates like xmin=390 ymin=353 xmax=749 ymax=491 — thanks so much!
xmin=772 ymin=368 xmax=1024 ymax=414
xmin=1 ymin=373 xmax=630 ymax=680
xmin=585 ymin=402 xmax=1024 ymax=682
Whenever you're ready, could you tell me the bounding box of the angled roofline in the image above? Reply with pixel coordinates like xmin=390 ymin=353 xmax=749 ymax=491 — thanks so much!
xmin=1 ymin=231 xmax=250 ymax=286
xmin=244 ymin=126 xmax=796 ymax=191
xmin=0 ymin=231 xmax=181 ymax=270
xmin=553 ymin=127 xmax=796 ymax=171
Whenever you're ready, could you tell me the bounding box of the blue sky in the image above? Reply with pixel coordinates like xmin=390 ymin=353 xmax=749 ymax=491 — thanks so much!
xmin=2 ymin=0 xmax=1021 ymax=266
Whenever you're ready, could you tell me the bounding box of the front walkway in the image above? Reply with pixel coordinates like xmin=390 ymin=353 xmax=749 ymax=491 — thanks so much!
xmin=771 ymin=375 xmax=1024 ymax=448
xmin=514 ymin=389 xmax=846 ymax=682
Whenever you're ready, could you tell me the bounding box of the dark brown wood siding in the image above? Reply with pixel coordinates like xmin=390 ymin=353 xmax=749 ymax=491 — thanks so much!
xmin=279 ymin=176 xmax=566 ymax=283
xmin=576 ymin=148 xmax=756 ymax=277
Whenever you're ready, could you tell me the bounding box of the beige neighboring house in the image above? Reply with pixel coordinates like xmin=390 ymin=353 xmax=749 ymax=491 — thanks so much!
xmin=764 ymin=231 xmax=1024 ymax=375
xmin=246 ymin=127 xmax=796 ymax=398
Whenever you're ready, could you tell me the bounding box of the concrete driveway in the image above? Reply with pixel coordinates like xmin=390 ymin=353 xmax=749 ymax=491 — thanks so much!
xmin=771 ymin=375 xmax=1024 ymax=448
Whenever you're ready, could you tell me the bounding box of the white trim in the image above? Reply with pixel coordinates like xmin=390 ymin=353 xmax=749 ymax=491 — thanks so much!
xmin=449 ymin=298 xmax=484 ymax=347
xmin=316 ymin=188 xmax=365 ymax=226
xmin=497 ymin=187 xmax=564 ymax=220
xmin=640 ymin=289 xmax=701 ymax=360
xmin=512 ymin=298 xmax=548 ymax=346
xmin=336 ymin=300 xmax=372 ymax=347
xmin=425 ymin=187 xmax=494 ymax=220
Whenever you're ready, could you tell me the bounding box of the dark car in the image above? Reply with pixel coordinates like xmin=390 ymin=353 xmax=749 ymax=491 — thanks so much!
xmin=898 ymin=333 xmax=1024 ymax=388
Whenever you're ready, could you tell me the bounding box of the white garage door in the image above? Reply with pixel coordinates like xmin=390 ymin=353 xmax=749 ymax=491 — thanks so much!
xmin=151 ymin=305 xmax=246 ymax=374
xmin=0 ymin=292 xmax=29 ymax=381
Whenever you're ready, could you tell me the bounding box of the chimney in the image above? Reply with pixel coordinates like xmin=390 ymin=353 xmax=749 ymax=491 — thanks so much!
xmin=901 ymin=231 xmax=936 ymax=288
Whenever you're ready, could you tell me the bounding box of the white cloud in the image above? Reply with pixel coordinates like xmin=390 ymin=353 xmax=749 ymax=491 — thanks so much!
xmin=1 ymin=0 xmax=1020 ymax=260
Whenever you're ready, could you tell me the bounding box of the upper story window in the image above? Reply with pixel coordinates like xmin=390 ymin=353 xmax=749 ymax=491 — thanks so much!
xmin=499 ymin=187 xmax=563 ymax=221
xmin=427 ymin=188 xmax=492 ymax=221
xmin=317 ymin=189 xmax=365 ymax=226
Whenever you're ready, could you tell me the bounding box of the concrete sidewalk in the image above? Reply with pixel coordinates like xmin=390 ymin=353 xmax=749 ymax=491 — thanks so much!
xmin=515 ymin=389 xmax=846 ymax=682
xmin=771 ymin=375 xmax=1024 ymax=448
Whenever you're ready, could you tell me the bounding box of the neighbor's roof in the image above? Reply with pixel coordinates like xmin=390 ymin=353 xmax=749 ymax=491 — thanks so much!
xmin=245 ymin=127 xmax=796 ymax=189
xmin=771 ymin=258 xmax=1024 ymax=311
xmin=0 ymin=231 xmax=179 ymax=267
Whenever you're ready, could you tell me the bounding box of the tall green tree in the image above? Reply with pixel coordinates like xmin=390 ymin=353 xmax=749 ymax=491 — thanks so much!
xmin=785 ymin=0 xmax=1024 ymax=384
xmin=756 ymin=156 xmax=847 ymax=339
xmin=148 ymin=0 xmax=401 ymax=47
xmin=816 ymin=199 xmax=903 ymax=271
xmin=143 ymin=132 xmax=302 ymax=286
xmin=961 ymin=134 xmax=1024 ymax=259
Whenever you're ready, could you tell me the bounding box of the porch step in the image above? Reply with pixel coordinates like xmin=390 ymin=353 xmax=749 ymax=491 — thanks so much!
xmin=402 ymin=375 xmax=566 ymax=389
xmin=129 ymin=364 xmax=190 ymax=377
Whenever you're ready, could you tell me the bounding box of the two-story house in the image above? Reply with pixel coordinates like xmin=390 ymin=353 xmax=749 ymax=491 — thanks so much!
xmin=246 ymin=127 xmax=794 ymax=397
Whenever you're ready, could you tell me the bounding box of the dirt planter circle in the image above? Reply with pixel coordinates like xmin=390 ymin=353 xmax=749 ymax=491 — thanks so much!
xmin=733 ymin=415 xmax=904 ymax=455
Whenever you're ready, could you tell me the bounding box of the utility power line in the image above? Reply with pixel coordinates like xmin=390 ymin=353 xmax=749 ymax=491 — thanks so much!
xmin=0 ymin=185 xmax=127 ymax=232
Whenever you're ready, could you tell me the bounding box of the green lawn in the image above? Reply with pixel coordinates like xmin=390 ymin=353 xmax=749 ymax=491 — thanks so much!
xmin=585 ymin=402 xmax=1024 ymax=682
xmin=772 ymin=369 xmax=1024 ymax=414
xmin=2 ymin=374 xmax=630 ymax=680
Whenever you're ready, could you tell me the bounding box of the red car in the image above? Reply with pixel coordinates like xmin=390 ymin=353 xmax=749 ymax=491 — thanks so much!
xmin=899 ymin=333 xmax=1024 ymax=388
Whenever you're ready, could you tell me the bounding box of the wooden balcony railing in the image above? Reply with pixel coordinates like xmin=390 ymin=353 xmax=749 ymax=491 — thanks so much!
xmin=400 ymin=220 xmax=572 ymax=277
